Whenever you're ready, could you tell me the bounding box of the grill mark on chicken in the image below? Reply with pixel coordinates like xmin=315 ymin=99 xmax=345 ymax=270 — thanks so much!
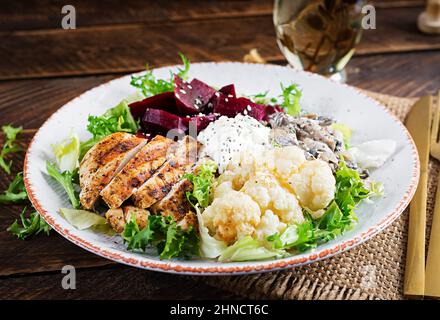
xmin=132 ymin=136 xmax=200 ymax=209
xmin=100 ymin=135 xmax=174 ymax=208
xmin=79 ymin=132 xmax=147 ymax=210
xmin=151 ymin=158 xmax=209 ymax=223
xmin=151 ymin=178 xmax=193 ymax=222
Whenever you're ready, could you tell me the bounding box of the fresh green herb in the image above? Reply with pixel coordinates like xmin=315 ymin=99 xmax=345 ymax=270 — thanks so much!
xmin=122 ymin=214 xmax=199 ymax=259
xmin=46 ymin=161 xmax=80 ymax=209
xmin=0 ymin=172 xmax=28 ymax=204
xmin=80 ymin=100 xmax=139 ymax=159
xmin=130 ymin=53 xmax=190 ymax=97
xmin=268 ymin=160 xmax=374 ymax=252
xmin=247 ymin=91 xmax=278 ymax=105
xmin=184 ymin=160 xmax=218 ymax=208
xmin=0 ymin=125 xmax=23 ymax=174
xmin=280 ymin=83 xmax=302 ymax=116
xmin=7 ymin=207 xmax=51 ymax=240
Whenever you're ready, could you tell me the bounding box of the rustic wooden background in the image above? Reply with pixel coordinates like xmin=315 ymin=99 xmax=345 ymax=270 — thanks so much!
xmin=0 ymin=0 xmax=439 ymax=299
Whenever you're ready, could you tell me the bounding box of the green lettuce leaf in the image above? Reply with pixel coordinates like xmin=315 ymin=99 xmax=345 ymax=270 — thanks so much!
xmin=0 ymin=172 xmax=28 ymax=204
xmin=0 ymin=124 xmax=23 ymax=174
xmin=51 ymin=129 xmax=80 ymax=172
xmin=280 ymin=83 xmax=302 ymax=116
xmin=7 ymin=207 xmax=51 ymax=240
xmin=130 ymin=53 xmax=190 ymax=97
xmin=218 ymin=236 xmax=285 ymax=262
xmin=196 ymin=208 xmax=227 ymax=259
xmin=80 ymin=100 xmax=139 ymax=159
xmin=331 ymin=123 xmax=352 ymax=148
xmin=184 ymin=160 xmax=218 ymax=208
xmin=59 ymin=208 xmax=114 ymax=234
xmin=122 ymin=214 xmax=199 ymax=259
xmin=46 ymin=161 xmax=80 ymax=209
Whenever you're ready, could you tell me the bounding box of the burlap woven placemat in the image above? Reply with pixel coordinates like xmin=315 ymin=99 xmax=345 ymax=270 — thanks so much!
xmin=196 ymin=90 xmax=437 ymax=300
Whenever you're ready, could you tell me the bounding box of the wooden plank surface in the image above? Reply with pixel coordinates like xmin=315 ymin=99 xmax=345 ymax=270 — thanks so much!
xmin=0 ymin=0 xmax=273 ymax=30
xmin=0 ymin=7 xmax=438 ymax=80
xmin=0 ymin=51 xmax=437 ymax=131
xmin=0 ymin=265 xmax=239 ymax=299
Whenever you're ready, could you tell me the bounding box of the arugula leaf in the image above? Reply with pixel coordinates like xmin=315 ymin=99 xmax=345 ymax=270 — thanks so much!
xmin=46 ymin=161 xmax=80 ymax=209
xmin=80 ymin=100 xmax=139 ymax=159
xmin=130 ymin=53 xmax=190 ymax=97
xmin=7 ymin=207 xmax=51 ymax=240
xmin=184 ymin=160 xmax=218 ymax=208
xmin=0 ymin=125 xmax=23 ymax=174
xmin=122 ymin=214 xmax=199 ymax=259
xmin=0 ymin=172 xmax=28 ymax=204
xmin=280 ymin=83 xmax=302 ymax=116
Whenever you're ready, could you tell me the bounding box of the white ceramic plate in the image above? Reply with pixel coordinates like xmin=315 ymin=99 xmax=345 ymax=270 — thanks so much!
xmin=24 ymin=62 xmax=419 ymax=275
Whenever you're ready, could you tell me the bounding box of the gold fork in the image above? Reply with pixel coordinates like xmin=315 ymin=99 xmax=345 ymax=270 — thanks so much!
xmin=426 ymin=90 xmax=440 ymax=298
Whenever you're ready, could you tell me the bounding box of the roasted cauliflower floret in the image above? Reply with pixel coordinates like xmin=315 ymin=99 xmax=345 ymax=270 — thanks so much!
xmin=262 ymin=146 xmax=306 ymax=178
xmin=202 ymin=190 xmax=261 ymax=245
xmin=287 ymin=160 xmax=335 ymax=211
xmin=255 ymin=210 xmax=286 ymax=243
xmin=213 ymin=180 xmax=234 ymax=198
xmin=241 ymin=171 xmax=304 ymax=225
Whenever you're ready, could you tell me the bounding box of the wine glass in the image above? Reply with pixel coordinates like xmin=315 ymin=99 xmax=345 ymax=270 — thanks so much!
xmin=273 ymin=0 xmax=365 ymax=83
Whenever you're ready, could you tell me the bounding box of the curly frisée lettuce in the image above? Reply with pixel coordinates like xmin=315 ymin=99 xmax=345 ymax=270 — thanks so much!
xmin=80 ymin=100 xmax=139 ymax=159
xmin=130 ymin=52 xmax=190 ymax=97
xmin=122 ymin=214 xmax=199 ymax=259
xmin=7 ymin=207 xmax=51 ymax=240
xmin=268 ymin=160 xmax=378 ymax=253
xmin=184 ymin=160 xmax=218 ymax=208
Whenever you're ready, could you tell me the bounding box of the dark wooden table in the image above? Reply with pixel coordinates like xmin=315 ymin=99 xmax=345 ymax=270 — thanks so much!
xmin=1 ymin=0 xmax=439 ymax=299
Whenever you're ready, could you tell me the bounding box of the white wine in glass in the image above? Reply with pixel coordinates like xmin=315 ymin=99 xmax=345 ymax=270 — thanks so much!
xmin=273 ymin=0 xmax=365 ymax=82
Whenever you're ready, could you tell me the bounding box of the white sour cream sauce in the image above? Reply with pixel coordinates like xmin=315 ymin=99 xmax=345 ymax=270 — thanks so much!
xmin=197 ymin=114 xmax=270 ymax=173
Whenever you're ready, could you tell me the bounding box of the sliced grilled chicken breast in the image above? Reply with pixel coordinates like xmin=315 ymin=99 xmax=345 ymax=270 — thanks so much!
xmin=177 ymin=211 xmax=198 ymax=230
xmin=133 ymin=136 xmax=200 ymax=209
xmin=151 ymin=178 xmax=193 ymax=222
xmin=100 ymin=135 xmax=174 ymax=208
xmin=79 ymin=132 xmax=147 ymax=209
xmin=105 ymin=206 xmax=149 ymax=233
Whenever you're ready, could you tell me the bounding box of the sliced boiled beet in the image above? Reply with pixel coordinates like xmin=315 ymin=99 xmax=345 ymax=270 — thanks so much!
xmin=219 ymin=84 xmax=236 ymax=98
xmin=212 ymin=93 xmax=280 ymax=121
xmin=182 ymin=113 xmax=218 ymax=132
xmin=142 ymin=108 xmax=187 ymax=135
xmin=129 ymin=91 xmax=176 ymax=119
xmin=174 ymin=75 xmax=216 ymax=115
